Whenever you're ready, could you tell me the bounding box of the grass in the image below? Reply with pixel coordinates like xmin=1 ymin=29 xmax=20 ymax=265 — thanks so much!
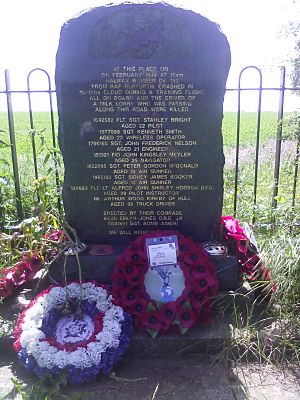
xmin=223 ymin=111 xmax=279 ymax=147
xmin=0 ymin=110 xmax=295 ymax=146
xmin=223 ymin=152 xmax=300 ymax=224
xmin=0 ymin=112 xmax=62 ymax=225
xmin=223 ymin=228 xmax=300 ymax=367
xmin=0 ymin=111 xmax=60 ymax=178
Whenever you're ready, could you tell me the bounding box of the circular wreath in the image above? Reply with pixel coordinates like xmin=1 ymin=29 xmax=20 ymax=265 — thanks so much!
xmin=112 ymin=231 xmax=219 ymax=337
xmin=13 ymin=282 xmax=133 ymax=384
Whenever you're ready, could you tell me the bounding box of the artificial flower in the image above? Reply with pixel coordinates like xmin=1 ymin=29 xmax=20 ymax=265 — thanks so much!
xmin=112 ymin=230 xmax=219 ymax=335
xmin=13 ymin=283 xmax=133 ymax=384
xmin=159 ymin=302 xmax=177 ymax=328
xmin=142 ymin=309 xmax=162 ymax=331
xmin=177 ymin=307 xmax=197 ymax=329
xmin=221 ymin=216 xmax=273 ymax=289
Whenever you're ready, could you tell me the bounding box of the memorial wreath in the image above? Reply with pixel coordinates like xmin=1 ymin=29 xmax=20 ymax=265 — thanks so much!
xmin=13 ymin=282 xmax=132 ymax=384
xmin=221 ymin=216 xmax=274 ymax=291
xmin=112 ymin=230 xmax=219 ymax=337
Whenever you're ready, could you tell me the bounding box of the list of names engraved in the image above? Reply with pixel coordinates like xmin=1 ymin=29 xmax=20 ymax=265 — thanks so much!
xmin=70 ymin=65 xmax=215 ymax=236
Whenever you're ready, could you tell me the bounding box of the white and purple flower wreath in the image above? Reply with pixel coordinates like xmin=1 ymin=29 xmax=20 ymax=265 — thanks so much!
xmin=13 ymin=282 xmax=132 ymax=384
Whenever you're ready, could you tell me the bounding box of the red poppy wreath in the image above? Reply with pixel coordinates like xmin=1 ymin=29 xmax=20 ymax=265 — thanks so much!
xmin=112 ymin=231 xmax=219 ymax=337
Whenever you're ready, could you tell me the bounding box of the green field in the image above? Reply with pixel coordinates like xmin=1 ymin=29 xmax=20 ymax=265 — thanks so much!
xmin=0 ymin=110 xmax=294 ymax=146
xmin=0 ymin=111 xmax=299 ymax=225
xmin=0 ymin=110 xmax=296 ymax=150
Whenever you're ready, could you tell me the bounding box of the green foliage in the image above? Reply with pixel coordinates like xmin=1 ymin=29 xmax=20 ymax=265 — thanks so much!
xmin=258 ymin=226 xmax=300 ymax=312
xmin=0 ymin=113 xmax=62 ymax=225
xmin=284 ymin=112 xmax=300 ymax=140
xmin=9 ymin=371 xmax=92 ymax=400
xmin=217 ymin=192 xmax=300 ymax=365
xmin=286 ymin=20 xmax=300 ymax=89
xmin=0 ymin=206 xmax=67 ymax=311
xmin=0 ymin=132 xmax=13 ymax=227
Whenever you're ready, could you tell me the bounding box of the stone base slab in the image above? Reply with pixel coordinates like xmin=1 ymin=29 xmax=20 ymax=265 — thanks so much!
xmin=49 ymin=245 xmax=242 ymax=291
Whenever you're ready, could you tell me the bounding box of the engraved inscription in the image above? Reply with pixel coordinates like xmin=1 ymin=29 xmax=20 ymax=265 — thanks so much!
xmin=69 ymin=65 xmax=217 ymax=235
xmin=57 ymin=4 xmax=230 ymax=244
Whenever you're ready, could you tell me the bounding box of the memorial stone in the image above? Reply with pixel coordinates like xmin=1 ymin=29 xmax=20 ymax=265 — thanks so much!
xmin=56 ymin=3 xmax=231 ymax=245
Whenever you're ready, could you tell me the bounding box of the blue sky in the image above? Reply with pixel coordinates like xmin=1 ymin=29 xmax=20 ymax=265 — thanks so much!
xmin=0 ymin=0 xmax=298 ymax=110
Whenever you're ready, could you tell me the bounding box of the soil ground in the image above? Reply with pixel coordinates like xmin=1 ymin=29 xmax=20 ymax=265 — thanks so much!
xmin=0 ymin=352 xmax=299 ymax=400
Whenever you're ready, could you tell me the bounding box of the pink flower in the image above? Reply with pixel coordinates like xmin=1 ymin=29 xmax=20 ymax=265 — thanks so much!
xmin=221 ymin=216 xmax=247 ymax=241
xmin=45 ymin=229 xmax=67 ymax=243
xmin=6 ymin=262 xmax=29 ymax=286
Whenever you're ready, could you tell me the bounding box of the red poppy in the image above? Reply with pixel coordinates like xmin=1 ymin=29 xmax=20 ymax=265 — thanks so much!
xmin=111 ymin=271 xmax=126 ymax=290
xmin=189 ymin=290 xmax=209 ymax=310
xmin=142 ymin=309 xmax=162 ymax=331
xmin=174 ymin=283 xmax=192 ymax=307
xmin=131 ymin=235 xmax=144 ymax=250
xmin=130 ymin=297 xmax=148 ymax=317
xmin=183 ymin=244 xmax=207 ymax=266
xmin=178 ymin=237 xmax=193 ymax=257
xmin=120 ymin=263 xmax=143 ymax=285
xmin=190 ymin=264 xmax=209 ymax=279
xmin=122 ymin=246 xmax=146 ymax=265
xmin=191 ymin=273 xmax=217 ymax=293
xmin=120 ymin=288 xmax=143 ymax=308
xmin=159 ymin=302 xmax=177 ymax=328
xmin=178 ymin=307 xmax=197 ymax=329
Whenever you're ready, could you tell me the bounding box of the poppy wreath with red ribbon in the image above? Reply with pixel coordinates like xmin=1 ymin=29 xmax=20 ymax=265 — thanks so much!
xmin=221 ymin=216 xmax=274 ymax=294
xmin=112 ymin=230 xmax=219 ymax=337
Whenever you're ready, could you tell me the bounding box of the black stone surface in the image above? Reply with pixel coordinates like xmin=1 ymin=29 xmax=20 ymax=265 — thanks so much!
xmin=56 ymin=3 xmax=231 ymax=244
xmin=48 ymin=252 xmax=241 ymax=291
xmin=213 ymin=255 xmax=242 ymax=291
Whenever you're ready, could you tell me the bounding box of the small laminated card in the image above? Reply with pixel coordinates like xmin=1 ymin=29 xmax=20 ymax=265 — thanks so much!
xmin=146 ymin=235 xmax=178 ymax=267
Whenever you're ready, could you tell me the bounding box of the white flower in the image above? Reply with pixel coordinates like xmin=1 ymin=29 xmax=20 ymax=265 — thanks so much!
xmin=20 ymin=328 xmax=45 ymax=349
xmin=18 ymin=283 xmax=126 ymax=371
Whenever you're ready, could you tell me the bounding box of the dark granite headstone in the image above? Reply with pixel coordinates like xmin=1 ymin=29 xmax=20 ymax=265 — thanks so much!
xmin=56 ymin=3 xmax=231 ymax=245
